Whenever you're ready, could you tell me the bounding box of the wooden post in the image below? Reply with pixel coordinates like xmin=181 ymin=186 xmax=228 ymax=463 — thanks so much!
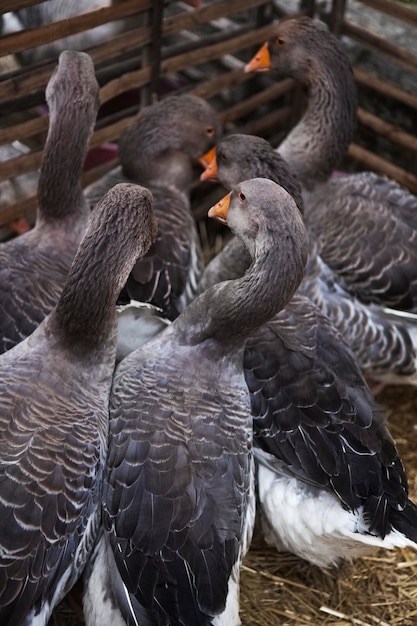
xmin=255 ymin=1 xmax=274 ymax=27
xmin=300 ymin=0 xmax=316 ymax=18
xmin=140 ymin=0 xmax=164 ymax=107
xmin=329 ymin=0 xmax=347 ymax=35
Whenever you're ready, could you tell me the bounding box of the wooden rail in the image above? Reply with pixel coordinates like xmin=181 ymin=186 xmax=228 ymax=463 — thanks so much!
xmin=0 ymin=1 xmax=153 ymax=58
xmin=1 ymin=0 xmax=417 ymax=232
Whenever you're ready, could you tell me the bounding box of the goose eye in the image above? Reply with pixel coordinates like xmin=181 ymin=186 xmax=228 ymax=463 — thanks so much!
xmin=237 ymin=191 xmax=246 ymax=202
xmin=219 ymin=153 xmax=227 ymax=161
xmin=275 ymin=36 xmax=285 ymax=46
xmin=206 ymin=126 xmax=215 ymax=137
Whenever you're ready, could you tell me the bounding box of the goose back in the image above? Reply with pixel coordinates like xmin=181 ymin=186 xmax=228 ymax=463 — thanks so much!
xmin=244 ymin=293 xmax=417 ymax=566
xmin=304 ymin=172 xmax=417 ymax=312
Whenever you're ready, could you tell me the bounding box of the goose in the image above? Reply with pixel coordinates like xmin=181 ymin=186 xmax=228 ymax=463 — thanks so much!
xmin=0 ymin=49 xmax=100 ymax=354
xmin=199 ymin=133 xmax=417 ymax=567
xmin=85 ymin=93 xmax=221 ymax=321
xmin=0 ymin=182 xmax=157 ymax=626
xmin=201 ymin=134 xmax=417 ymax=382
xmin=84 ymin=178 xmax=308 ymax=626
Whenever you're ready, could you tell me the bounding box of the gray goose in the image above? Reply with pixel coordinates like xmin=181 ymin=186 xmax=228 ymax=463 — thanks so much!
xmin=85 ymin=93 xmax=221 ymax=321
xmin=0 ymin=49 xmax=100 ymax=354
xmin=88 ymin=178 xmax=307 ymax=626
xmin=201 ymin=133 xmax=417 ymax=385
xmin=200 ymin=133 xmax=417 ymax=567
xmin=245 ymin=17 xmax=417 ymax=386
xmin=0 ymin=182 xmax=157 ymax=626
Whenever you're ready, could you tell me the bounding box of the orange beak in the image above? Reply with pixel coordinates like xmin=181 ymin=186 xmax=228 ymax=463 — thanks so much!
xmin=200 ymin=153 xmax=218 ymax=182
xmin=198 ymin=146 xmax=216 ymax=169
xmin=208 ymin=192 xmax=231 ymax=225
xmin=244 ymin=42 xmax=271 ymax=73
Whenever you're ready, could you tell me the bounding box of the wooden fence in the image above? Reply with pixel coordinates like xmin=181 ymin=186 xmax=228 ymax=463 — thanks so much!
xmin=0 ymin=0 xmax=416 ymax=239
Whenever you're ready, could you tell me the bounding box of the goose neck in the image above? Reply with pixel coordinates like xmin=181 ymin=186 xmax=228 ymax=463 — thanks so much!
xmin=37 ymin=105 xmax=94 ymax=221
xmin=279 ymin=58 xmax=356 ymax=189
xmin=178 ymin=227 xmax=307 ymax=348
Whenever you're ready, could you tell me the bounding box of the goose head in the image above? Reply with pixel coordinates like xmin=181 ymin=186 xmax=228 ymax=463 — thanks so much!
xmin=118 ymin=94 xmax=221 ymax=189
xmin=209 ymin=177 xmax=307 ymax=272
xmin=180 ymin=177 xmax=308 ymax=346
xmin=201 ymin=133 xmax=304 ymax=215
xmin=45 ymin=49 xmax=100 ymax=128
xmin=245 ymin=16 xmax=347 ymax=85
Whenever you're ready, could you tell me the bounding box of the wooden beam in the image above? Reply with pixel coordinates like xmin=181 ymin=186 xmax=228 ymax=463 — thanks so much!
xmin=0 ymin=116 xmax=48 ymax=147
xmin=1 ymin=0 xmax=43 ymax=12
xmin=191 ymin=67 xmax=252 ymax=100
xmin=356 ymin=107 xmax=417 ymax=153
xmin=354 ymin=68 xmax=417 ymax=111
xmin=99 ymin=67 xmax=151 ymax=104
xmin=160 ymin=23 xmax=275 ymax=75
xmin=240 ymin=106 xmax=291 ymax=138
xmin=0 ymin=22 xmax=151 ymax=108
xmin=329 ymin=0 xmax=347 ymax=36
xmin=0 ymin=0 xmax=153 ymax=58
xmin=141 ymin=0 xmax=164 ymax=106
xmin=356 ymin=0 xmax=417 ymax=28
xmin=0 ymin=150 xmax=42 ymax=183
xmin=348 ymin=143 xmax=417 ymax=195
xmin=88 ymin=117 xmax=136 ymax=149
xmin=342 ymin=20 xmax=417 ymax=75
xmin=163 ymin=0 xmax=269 ymax=36
xmin=220 ymin=79 xmax=294 ymax=124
